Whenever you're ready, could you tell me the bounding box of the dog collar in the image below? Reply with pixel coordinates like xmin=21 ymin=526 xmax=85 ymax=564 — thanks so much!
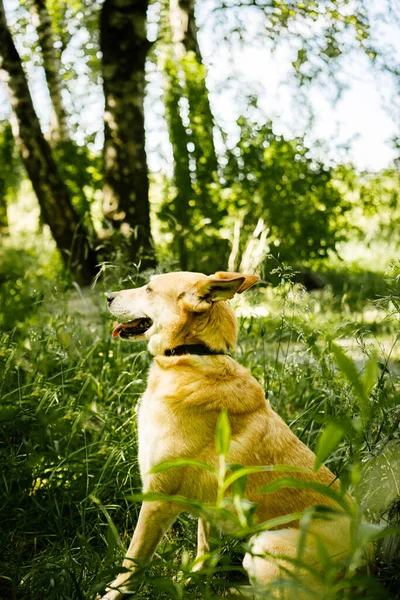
xmin=164 ymin=344 xmax=229 ymax=357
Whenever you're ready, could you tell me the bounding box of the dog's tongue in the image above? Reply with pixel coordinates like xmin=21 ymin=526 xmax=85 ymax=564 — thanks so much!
xmin=112 ymin=323 xmax=131 ymax=338
xmin=112 ymin=319 xmax=141 ymax=338
xmin=112 ymin=323 xmax=124 ymax=338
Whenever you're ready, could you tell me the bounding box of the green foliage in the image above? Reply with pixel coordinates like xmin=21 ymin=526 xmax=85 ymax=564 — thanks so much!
xmin=0 ymin=276 xmax=149 ymax=599
xmin=0 ymin=244 xmax=62 ymax=332
xmin=162 ymin=51 xmax=193 ymax=270
xmin=181 ymin=51 xmax=219 ymax=193
xmin=314 ymin=422 xmax=345 ymax=472
xmin=330 ymin=342 xmax=372 ymax=422
xmin=3 ymin=0 xmax=398 ymax=282
xmin=1 ymin=234 xmax=400 ymax=598
xmin=212 ymin=0 xmax=371 ymax=88
xmin=223 ymin=118 xmax=350 ymax=267
xmin=215 ymin=407 xmax=230 ymax=458
xmin=358 ymin=170 xmax=400 ymax=242
xmin=159 ymin=6 xmax=228 ymax=273
xmin=52 ymin=140 xmax=102 ymax=235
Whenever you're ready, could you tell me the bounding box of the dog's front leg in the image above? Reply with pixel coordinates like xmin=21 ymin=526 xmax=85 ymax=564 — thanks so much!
xmin=99 ymin=500 xmax=181 ymax=600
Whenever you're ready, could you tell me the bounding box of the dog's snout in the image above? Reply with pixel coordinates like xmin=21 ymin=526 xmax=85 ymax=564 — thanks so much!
xmin=106 ymin=292 xmax=116 ymax=305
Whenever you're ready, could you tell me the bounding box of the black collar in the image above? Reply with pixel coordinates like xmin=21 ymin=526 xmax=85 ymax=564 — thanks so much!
xmin=164 ymin=344 xmax=229 ymax=357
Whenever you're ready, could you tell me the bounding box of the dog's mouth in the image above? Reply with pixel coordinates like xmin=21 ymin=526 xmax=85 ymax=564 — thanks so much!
xmin=112 ymin=318 xmax=153 ymax=339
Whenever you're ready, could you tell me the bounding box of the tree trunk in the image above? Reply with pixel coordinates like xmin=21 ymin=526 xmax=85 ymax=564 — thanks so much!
xmin=30 ymin=0 xmax=70 ymax=144
xmin=101 ymin=0 xmax=156 ymax=270
xmin=29 ymin=0 xmax=96 ymax=238
xmin=170 ymin=0 xmax=202 ymax=61
xmin=163 ymin=50 xmax=192 ymax=270
xmin=0 ymin=184 xmax=8 ymax=234
xmin=169 ymin=0 xmax=219 ymax=201
xmin=0 ymin=0 xmax=98 ymax=286
xmin=0 ymin=120 xmax=17 ymax=236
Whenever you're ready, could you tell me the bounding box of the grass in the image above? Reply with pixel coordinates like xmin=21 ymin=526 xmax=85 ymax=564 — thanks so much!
xmin=0 ymin=215 xmax=400 ymax=598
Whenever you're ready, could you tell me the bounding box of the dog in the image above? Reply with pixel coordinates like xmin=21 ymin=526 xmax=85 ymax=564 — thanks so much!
xmin=101 ymin=270 xmax=352 ymax=599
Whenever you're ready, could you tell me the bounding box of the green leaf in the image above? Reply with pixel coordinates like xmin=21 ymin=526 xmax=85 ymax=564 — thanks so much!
xmin=231 ymin=472 xmax=248 ymax=499
xmin=125 ymin=492 xmax=241 ymax=527
xmin=363 ymin=351 xmax=379 ymax=396
xmin=89 ymin=495 xmax=121 ymax=560
xmin=149 ymin=458 xmax=216 ymax=475
xmin=106 ymin=521 xmax=119 ymax=562
xmin=330 ymin=342 xmax=368 ymax=419
xmin=314 ymin=422 xmax=345 ymax=471
xmin=259 ymin=477 xmax=352 ymax=513
xmin=357 ymin=522 xmax=387 ymax=545
xmin=215 ymin=408 xmax=231 ymax=458
xmin=126 ymin=491 xmax=205 ymax=511
xmin=223 ymin=464 xmax=305 ymax=492
xmin=242 ymin=511 xmax=306 ymax=537
xmin=315 ymin=535 xmax=333 ymax=570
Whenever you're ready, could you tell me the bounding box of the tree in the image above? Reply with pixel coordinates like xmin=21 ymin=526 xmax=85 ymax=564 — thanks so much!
xmin=159 ymin=0 xmax=230 ymax=270
xmin=0 ymin=0 xmax=97 ymax=285
xmin=0 ymin=121 xmax=20 ymax=233
xmin=100 ymin=0 xmax=156 ymax=270
xmin=28 ymin=0 xmax=96 ymax=237
xmin=29 ymin=0 xmax=69 ymax=144
xmin=223 ymin=119 xmax=350 ymax=269
xmin=169 ymin=0 xmax=218 ymax=197
xmin=162 ymin=51 xmax=192 ymax=269
xmin=1 ymin=0 xmax=391 ymax=277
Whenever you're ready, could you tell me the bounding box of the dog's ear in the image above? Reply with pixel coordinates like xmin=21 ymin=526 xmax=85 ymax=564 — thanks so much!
xmin=183 ymin=274 xmax=248 ymax=312
xmin=214 ymin=271 xmax=259 ymax=293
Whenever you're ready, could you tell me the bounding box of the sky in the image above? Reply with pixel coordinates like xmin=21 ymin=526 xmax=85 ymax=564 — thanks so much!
xmin=1 ymin=0 xmax=400 ymax=173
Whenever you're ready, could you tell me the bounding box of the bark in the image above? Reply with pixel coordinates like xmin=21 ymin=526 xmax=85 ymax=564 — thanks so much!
xmin=163 ymin=51 xmax=192 ymax=269
xmin=0 ymin=184 xmax=8 ymax=234
xmin=170 ymin=0 xmax=202 ymax=61
xmin=0 ymin=0 xmax=98 ymax=285
xmin=169 ymin=0 xmax=218 ymax=192
xmin=30 ymin=0 xmax=70 ymax=143
xmin=0 ymin=121 xmax=15 ymax=235
xmin=30 ymin=0 xmax=97 ymax=236
xmin=101 ymin=0 xmax=156 ymax=270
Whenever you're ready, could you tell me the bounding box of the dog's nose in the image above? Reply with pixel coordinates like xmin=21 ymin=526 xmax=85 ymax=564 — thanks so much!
xmin=106 ymin=292 xmax=116 ymax=305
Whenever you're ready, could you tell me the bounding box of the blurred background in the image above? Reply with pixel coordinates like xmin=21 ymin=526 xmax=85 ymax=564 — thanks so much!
xmin=1 ymin=0 xmax=400 ymax=285
xmin=0 ymin=1 xmax=400 ymax=599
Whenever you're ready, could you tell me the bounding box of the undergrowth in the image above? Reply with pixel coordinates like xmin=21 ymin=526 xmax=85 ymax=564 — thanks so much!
xmin=0 ymin=242 xmax=399 ymax=599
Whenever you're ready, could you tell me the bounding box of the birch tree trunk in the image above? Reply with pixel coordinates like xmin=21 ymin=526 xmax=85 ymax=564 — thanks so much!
xmin=29 ymin=0 xmax=70 ymax=144
xmin=163 ymin=51 xmax=192 ymax=270
xmin=0 ymin=0 xmax=98 ymax=285
xmin=101 ymin=0 xmax=156 ymax=270
xmin=29 ymin=0 xmax=96 ymax=236
xmin=171 ymin=0 xmax=202 ymax=60
xmin=169 ymin=0 xmax=218 ymax=198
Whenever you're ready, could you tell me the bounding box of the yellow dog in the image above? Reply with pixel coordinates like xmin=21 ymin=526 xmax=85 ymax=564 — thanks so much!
xmin=101 ymin=271 xmax=351 ymax=599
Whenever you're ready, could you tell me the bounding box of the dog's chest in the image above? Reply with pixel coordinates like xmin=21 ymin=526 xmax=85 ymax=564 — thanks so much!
xmin=137 ymin=390 xmax=186 ymax=477
xmin=136 ymin=377 xmax=216 ymax=481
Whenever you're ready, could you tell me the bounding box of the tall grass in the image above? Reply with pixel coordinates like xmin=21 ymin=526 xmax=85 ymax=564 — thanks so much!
xmin=0 ymin=241 xmax=399 ymax=599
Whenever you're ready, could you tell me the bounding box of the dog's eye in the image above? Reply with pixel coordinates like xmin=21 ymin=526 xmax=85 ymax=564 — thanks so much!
xmin=146 ymin=286 xmax=153 ymax=293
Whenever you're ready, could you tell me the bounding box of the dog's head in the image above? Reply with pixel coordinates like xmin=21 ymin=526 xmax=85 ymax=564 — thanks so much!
xmin=107 ymin=271 xmax=259 ymax=355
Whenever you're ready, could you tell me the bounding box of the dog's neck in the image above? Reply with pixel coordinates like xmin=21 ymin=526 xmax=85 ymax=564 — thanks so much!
xmin=163 ymin=344 xmax=229 ymax=357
